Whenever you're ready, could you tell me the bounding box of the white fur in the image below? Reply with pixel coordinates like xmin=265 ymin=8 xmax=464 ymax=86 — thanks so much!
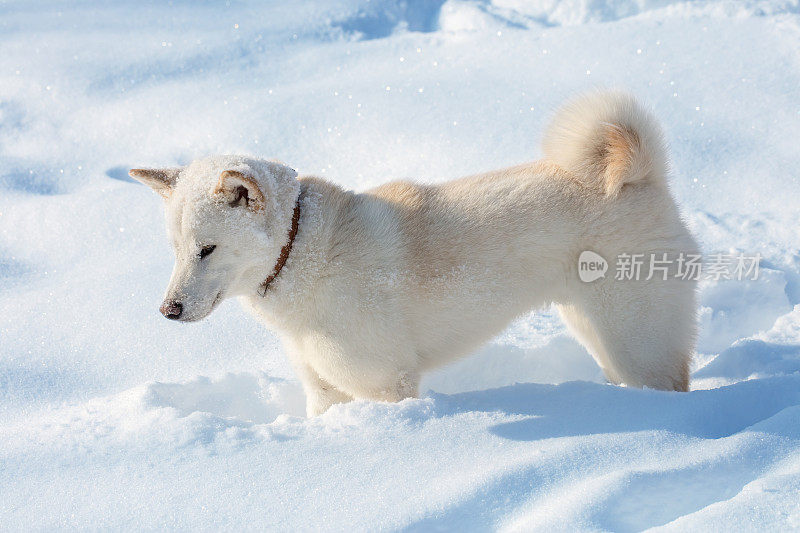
xmin=543 ymin=91 xmax=669 ymax=182
xmin=132 ymin=91 xmax=698 ymax=416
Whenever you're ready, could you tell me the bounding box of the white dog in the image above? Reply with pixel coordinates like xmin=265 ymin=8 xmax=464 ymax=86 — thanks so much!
xmin=132 ymin=91 xmax=698 ymax=416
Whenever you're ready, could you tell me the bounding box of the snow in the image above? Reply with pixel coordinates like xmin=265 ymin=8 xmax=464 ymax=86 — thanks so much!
xmin=1 ymin=0 xmax=799 ymax=529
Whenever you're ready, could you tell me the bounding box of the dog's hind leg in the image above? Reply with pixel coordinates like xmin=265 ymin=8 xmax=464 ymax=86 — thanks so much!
xmin=558 ymin=303 xmax=623 ymax=385
xmin=557 ymin=280 xmax=695 ymax=391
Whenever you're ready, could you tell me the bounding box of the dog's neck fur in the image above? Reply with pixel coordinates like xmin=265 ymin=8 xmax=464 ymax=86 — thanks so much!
xmin=245 ymin=178 xmax=349 ymax=326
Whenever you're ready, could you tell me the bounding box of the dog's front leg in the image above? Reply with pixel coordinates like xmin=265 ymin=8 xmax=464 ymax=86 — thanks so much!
xmin=372 ymin=371 xmax=420 ymax=403
xmin=295 ymin=362 xmax=353 ymax=417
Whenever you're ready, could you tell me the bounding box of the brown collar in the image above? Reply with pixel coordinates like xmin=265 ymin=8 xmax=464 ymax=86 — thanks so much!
xmin=260 ymin=199 xmax=301 ymax=295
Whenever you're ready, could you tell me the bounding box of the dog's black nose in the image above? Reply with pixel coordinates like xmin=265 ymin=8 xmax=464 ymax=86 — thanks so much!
xmin=160 ymin=300 xmax=183 ymax=320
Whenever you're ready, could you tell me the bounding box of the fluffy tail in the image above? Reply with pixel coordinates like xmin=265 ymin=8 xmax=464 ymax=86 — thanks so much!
xmin=541 ymin=91 xmax=669 ymax=196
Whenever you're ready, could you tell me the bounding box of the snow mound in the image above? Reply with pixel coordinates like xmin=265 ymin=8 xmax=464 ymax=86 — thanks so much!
xmin=3 ymin=373 xmax=799 ymax=530
xmin=145 ymin=372 xmax=306 ymax=423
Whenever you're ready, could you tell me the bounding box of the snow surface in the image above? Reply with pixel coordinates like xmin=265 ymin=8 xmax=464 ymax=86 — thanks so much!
xmin=1 ymin=0 xmax=800 ymax=530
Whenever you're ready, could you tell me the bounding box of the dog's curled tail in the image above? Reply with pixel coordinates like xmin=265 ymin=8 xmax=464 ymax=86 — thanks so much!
xmin=542 ymin=90 xmax=669 ymax=196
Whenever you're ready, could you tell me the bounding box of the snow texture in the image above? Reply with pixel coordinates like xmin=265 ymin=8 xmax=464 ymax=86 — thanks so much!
xmin=1 ymin=0 xmax=800 ymax=530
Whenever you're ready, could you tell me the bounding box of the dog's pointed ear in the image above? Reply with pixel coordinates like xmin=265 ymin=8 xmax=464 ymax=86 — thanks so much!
xmin=129 ymin=168 xmax=181 ymax=198
xmin=214 ymin=170 xmax=266 ymax=212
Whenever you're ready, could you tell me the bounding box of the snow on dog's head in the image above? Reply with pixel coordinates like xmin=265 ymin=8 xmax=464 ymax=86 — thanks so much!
xmin=130 ymin=155 xmax=300 ymax=322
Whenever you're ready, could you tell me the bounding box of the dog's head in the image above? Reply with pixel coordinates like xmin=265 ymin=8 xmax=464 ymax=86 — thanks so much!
xmin=131 ymin=155 xmax=300 ymax=322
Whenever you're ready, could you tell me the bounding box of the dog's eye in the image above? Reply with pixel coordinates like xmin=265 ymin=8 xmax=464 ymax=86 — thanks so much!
xmin=199 ymin=245 xmax=216 ymax=259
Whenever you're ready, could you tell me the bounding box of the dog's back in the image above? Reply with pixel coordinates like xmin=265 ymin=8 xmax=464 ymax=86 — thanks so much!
xmin=363 ymin=91 xmax=697 ymax=388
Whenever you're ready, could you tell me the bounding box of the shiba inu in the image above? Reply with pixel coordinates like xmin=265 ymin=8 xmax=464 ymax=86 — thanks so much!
xmin=132 ymin=91 xmax=698 ymax=416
